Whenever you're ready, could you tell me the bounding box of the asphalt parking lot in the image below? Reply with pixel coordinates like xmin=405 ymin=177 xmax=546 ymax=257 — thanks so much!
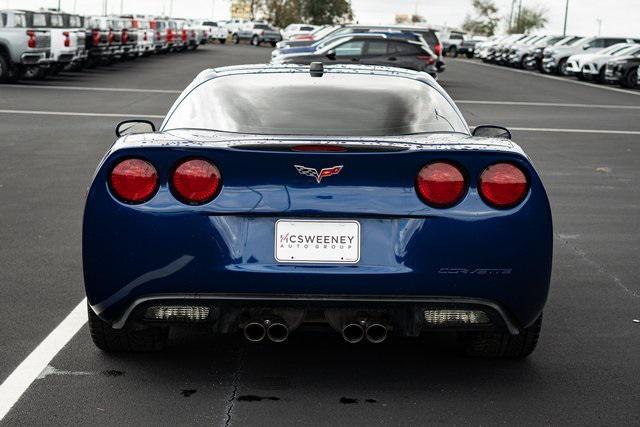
xmin=1 ymin=44 xmax=639 ymax=425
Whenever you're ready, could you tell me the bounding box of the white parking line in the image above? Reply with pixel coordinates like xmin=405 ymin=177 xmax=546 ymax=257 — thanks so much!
xmin=0 ymin=298 xmax=87 ymax=421
xmin=453 ymin=58 xmax=640 ymax=97
xmin=1 ymin=84 xmax=181 ymax=94
xmin=0 ymin=109 xmax=164 ymax=119
xmin=458 ymin=100 xmax=640 ymax=110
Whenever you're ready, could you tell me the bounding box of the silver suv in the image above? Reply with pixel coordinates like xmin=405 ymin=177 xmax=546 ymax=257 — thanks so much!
xmin=0 ymin=9 xmax=51 ymax=82
xmin=542 ymin=36 xmax=636 ymax=75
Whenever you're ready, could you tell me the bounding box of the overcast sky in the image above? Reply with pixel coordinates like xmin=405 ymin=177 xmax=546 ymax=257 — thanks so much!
xmin=3 ymin=0 xmax=639 ymax=37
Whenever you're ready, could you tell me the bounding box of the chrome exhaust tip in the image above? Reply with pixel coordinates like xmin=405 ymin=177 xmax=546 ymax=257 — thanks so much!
xmin=365 ymin=323 xmax=388 ymax=344
xmin=244 ymin=321 xmax=266 ymax=342
xmin=342 ymin=323 xmax=365 ymax=344
xmin=267 ymin=322 xmax=289 ymax=343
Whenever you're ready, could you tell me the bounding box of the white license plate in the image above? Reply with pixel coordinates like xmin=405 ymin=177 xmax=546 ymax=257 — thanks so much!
xmin=275 ymin=220 xmax=360 ymax=264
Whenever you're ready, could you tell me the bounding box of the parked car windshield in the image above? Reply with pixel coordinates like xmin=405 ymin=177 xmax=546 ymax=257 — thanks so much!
xmin=164 ymin=73 xmax=467 ymax=136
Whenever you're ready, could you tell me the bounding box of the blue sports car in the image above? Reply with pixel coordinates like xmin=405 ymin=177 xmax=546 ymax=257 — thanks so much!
xmin=83 ymin=63 xmax=552 ymax=358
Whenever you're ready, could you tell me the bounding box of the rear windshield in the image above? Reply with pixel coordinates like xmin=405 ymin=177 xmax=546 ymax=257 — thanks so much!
xmin=254 ymin=24 xmax=270 ymax=30
xmin=67 ymin=15 xmax=82 ymax=27
xmin=29 ymin=13 xmax=47 ymax=28
xmin=164 ymin=73 xmax=467 ymax=136
xmin=49 ymin=14 xmax=64 ymax=27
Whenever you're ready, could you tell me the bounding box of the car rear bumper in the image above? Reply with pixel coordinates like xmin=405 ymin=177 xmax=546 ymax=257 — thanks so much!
xmin=103 ymin=293 xmax=522 ymax=337
xmin=20 ymin=51 xmax=50 ymax=65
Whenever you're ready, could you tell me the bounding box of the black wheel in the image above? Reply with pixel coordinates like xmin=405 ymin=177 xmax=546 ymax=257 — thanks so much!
xmin=87 ymin=303 xmax=168 ymax=352
xmin=219 ymin=38 xmax=226 ymax=44
xmin=460 ymin=314 xmax=543 ymax=359
xmin=557 ymin=58 xmax=569 ymax=76
xmin=466 ymin=51 xmax=474 ymax=59
xmin=448 ymin=46 xmax=458 ymax=57
xmin=232 ymin=34 xmax=240 ymax=44
xmin=251 ymin=35 xmax=260 ymax=46
xmin=0 ymin=53 xmax=19 ymax=83
xmin=270 ymin=41 xmax=277 ymax=47
xmin=576 ymin=70 xmax=585 ymax=81
xmin=621 ymin=67 xmax=638 ymax=89
xmin=597 ymin=66 xmax=607 ymax=84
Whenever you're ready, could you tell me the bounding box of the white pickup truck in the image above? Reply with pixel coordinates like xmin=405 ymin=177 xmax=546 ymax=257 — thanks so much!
xmin=42 ymin=11 xmax=82 ymax=74
xmin=0 ymin=9 xmax=51 ymax=82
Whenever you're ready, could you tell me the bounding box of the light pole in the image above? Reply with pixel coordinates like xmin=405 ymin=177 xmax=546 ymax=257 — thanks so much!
xmin=562 ymin=0 xmax=569 ymax=36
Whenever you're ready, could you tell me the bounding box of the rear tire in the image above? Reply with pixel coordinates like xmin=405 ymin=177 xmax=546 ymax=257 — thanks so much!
xmin=251 ymin=35 xmax=260 ymax=46
xmin=232 ymin=34 xmax=240 ymax=44
xmin=621 ymin=67 xmax=638 ymax=89
xmin=87 ymin=303 xmax=168 ymax=352
xmin=597 ymin=66 xmax=607 ymax=83
xmin=0 ymin=54 xmax=19 ymax=83
xmin=448 ymin=46 xmax=458 ymax=57
xmin=557 ymin=58 xmax=569 ymax=76
xmin=460 ymin=314 xmax=543 ymax=359
xmin=219 ymin=38 xmax=226 ymax=44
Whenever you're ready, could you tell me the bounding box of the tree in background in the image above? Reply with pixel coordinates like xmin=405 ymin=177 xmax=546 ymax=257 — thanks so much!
xmin=462 ymin=0 xmax=501 ymax=36
xmin=508 ymin=5 xmax=548 ymax=33
xmin=300 ymin=0 xmax=354 ymax=25
xmin=265 ymin=0 xmax=301 ymax=28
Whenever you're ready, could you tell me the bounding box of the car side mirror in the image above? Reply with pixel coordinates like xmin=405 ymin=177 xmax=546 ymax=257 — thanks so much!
xmin=473 ymin=125 xmax=512 ymax=140
xmin=115 ymin=120 xmax=156 ymax=137
xmin=326 ymin=49 xmax=336 ymax=60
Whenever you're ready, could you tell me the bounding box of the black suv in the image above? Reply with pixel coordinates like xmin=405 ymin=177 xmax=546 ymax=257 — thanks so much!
xmin=273 ymin=33 xmax=439 ymax=78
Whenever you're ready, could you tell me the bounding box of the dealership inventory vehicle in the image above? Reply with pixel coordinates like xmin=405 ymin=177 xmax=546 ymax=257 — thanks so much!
xmin=195 ymin=20 xmax=227 ymax=43
xmin=507 ymin=35 xmax=564 ymax=68
xmin=605 ymin=52 xmax=640 ymax=88
xmin=566 ymin=43 xmax=639 ymax=81
xmin=282 ymin=23 xmax=320 ymax=40
xmin=40 ymin=10 xmax=81 ymax=74
xmin=458 ymin=37 xmax=486 ymax=58
xmin=542 ymin=36 xmax=635 ymax=75
xmin=0 ymin=9 xmax=51 ymax=82
xmin=232 ymin=22 xmax=282 ymax=46
xmin=150 ymin=18 xmax=169 ymax=53
xmin=439 ymin=29 xmax=465 ymax=57
xmin=272 ymin=33 xmax=439 ymax=78
xmin=523 ymin=35 xmax=581 ymax=71
xmin=122 ymin=15 xmax=154 ymax=57
xmin=83 ymin=63 xmax=552 ymax=359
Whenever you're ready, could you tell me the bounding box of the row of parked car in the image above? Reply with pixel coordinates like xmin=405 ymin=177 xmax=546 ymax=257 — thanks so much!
xmin=0 ymin=9 xmax=229 ymax=82
xmin=473 ymin=33 xmax=640 ymax=89
xmin=270 ymin=24 xmax=446 ymax=79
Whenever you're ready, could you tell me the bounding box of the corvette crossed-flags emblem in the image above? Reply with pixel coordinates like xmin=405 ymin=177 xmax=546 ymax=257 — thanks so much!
xmin=294 ymin=165 xmax=344 ymax=183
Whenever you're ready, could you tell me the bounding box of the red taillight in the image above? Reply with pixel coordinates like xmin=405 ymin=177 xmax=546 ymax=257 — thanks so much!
xmin=434 ymin=42 xmax=443 ymax=56
xmin=110 ymin=159 xmax=158 ymax=204
xmin=171 ymin=159 xmax=221 ymax=204
xmin=27 ymin=30 xmax=36 ymax=48
xmin=156 ymin=31 xmax=161 ymax=40
xmin=63 ymin=31 xmax=70 ymax=47
xmin=143 ymin=31 xmax=148 ymax=41
xmin=182 ymin=29 xmax=187 ymax=42
xmin=416 ymin=162 xmax=466 ymax=208
xmin=108 ymin=29 xmax=114 ymax=44
xmin=92 ymin=29 xmax=100 ymax=45
xmin=191 ymin=30 xmax=196 ymax=38
xmin=479 ymin=163 xmax=529 ymax=208
xmin=167 ymin=29 xmax=173 ymax=42
xmin=291 ymin=145 xmax=347 ymax=152
xmin=122 ymin=29 xmax=129 ymax=44
xmin=132 ymin=19 xmax=140 ymax=29
xmin=417 ymin=54 xmax=435 ymax=65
